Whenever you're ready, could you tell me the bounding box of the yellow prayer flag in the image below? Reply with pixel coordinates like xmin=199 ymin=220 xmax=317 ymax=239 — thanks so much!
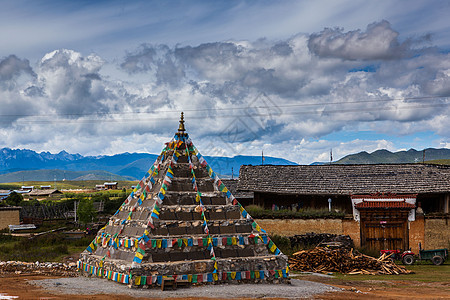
xmin=157 ymin=239 xmax=162 ymax=248
xmin=135 ymin=276 xmax=141 ymax=285
xmin=135 ymin=252 xmax=144 ymax=260
xmin=255 ymin=271 xmax=260 ymax=279
xmin=231 ymin=272 xmax=236 ymax=279
xmin=213 ymin=273 xmax=218 ymax=281
xmin=270 ymin=243 xmax=277 ymax=252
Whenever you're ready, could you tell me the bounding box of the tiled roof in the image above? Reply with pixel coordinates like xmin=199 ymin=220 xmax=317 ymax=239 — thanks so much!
xmin=355 ymin=200 xmax=416 ymax=209
xmin=221 ymin=179 xmax=253 ymax=199
xmin=238 ymin=164 xmax=450 ymax=195
xmin=28 ymin=189 xmax=62 ymax=196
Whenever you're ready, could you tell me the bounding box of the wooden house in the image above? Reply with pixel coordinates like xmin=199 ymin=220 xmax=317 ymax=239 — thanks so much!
xmin=28 ymin=189 xmax=63 ymax=200
xmin=104 ymin=182 xmax=118 ymax=190
xmin=238 ymin=164 xmax=450 ymax=251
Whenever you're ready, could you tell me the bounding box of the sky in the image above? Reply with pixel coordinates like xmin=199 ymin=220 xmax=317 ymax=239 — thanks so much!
xmin=0 ymin=0 xmax=450 ymax=164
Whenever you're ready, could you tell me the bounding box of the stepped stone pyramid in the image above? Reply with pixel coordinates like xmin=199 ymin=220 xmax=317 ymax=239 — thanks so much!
xmin=78 ymin=113 xmax=289 ymax=287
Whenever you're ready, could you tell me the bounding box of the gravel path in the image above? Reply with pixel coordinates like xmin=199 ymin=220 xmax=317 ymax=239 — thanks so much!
xmin=29 ymin=277 xmax=341 ymax=299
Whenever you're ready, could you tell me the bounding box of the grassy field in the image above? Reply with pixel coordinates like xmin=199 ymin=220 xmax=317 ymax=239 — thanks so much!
xmin=424 ymin=159 xmax=450 ymax=165
xmin=330 ymin=263 xmax=450 ymax=282
xmin=0 ymin=231 xmax=93 ymax=262
xmin=0 ymin=180 xmax=137 ymax=191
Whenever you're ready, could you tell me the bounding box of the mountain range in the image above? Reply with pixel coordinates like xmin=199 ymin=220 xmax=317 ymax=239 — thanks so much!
xmin=0 ymin=148 xmax=296 ymax=183
xmin=334 ymin=148 xmax=450 ymax=164
xmin=1 ymin=147 xmax=449 ymax=183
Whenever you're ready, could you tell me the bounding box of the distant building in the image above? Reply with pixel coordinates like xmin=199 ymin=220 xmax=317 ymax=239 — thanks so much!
xmin=0 ymin=207 xmax=21 ymax=230
xmin=40 ymin=185 xmax=52 ymax=190
xmin=104 ymin=182 xmax=118 ymax=190
xmin=21 ymin=186 xmax=34 ymax=192
xmin=0 ymin=190 xmax=11 ymax=201
xmin=28 ymin=189 xmax=63 ymax=200
xmin=95 ymin=182 xmax=118 ymax=190
xmin=95 ymin=185 xmax=106 ymax=191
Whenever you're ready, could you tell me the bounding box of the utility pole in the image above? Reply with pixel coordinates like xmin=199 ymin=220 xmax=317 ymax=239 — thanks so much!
xmin=231 ymin=167 xmax=234 ymax=179
xmin=74 ymin=201 xmax=78 ymax=223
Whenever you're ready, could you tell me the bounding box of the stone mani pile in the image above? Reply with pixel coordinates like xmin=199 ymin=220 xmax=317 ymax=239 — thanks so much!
xmin=78 ymin=114 xmax=289 ymax=287
xmin=0 ymin=261 xmax=78 ymax=277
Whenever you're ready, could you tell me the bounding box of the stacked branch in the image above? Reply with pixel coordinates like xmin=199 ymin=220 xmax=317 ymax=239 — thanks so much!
xmin=289 ymin=247 xmax=413 ymax=275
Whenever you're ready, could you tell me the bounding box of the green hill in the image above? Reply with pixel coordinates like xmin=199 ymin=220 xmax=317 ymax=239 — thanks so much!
xmin=336 ymin=148 xmax=450 ymax=164
xmin=0 ymin=169 xmax=134 ymax=183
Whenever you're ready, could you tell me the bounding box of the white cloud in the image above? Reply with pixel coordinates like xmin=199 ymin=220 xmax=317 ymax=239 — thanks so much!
xmin=0 ymin=19 xmax=449 ymax=163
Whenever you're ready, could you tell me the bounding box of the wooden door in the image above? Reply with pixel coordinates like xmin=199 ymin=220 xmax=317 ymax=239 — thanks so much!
xmin=360 ymin=210 xmax=409 ymax=252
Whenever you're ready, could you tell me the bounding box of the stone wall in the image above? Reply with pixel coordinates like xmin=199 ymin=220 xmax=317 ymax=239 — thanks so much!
xmin=255 ymin=219 xmax=344 ymax=236
xmin=409 ymin=216 xmax=425 ymax=252
xmin=0 ymin=208 xmax=20 ymax=230
xmin=342 ymin=219 xmax=360 ymax=248
xmin=257 ymin=216 xmax=450 ymax=251
xmin=424 ymin=217 xmax=450 ymax=250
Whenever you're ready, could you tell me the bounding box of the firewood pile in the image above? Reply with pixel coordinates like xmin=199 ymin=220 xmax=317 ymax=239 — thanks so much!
xmin=289 ymin=247 xmax=413 ymax=275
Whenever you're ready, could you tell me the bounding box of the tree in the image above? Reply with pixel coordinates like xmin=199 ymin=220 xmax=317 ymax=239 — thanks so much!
xmin=77 ymin=198 xmax=97 ymax=225
xmin=5 ymin=192 xmax=23 ymax=206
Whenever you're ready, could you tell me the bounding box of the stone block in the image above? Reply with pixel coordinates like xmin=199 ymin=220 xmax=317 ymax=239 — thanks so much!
xmin=170 ymin=252 xmax=188 ymax=261
xmin=162 ymin=194 xmax=179 ymax=205
xmin=220 ymin=225 xmax=236 ymax=234
xmin=216 ymin=249 xmax=238 ymax=258
xmin=226 ymin=209 xmax=241 ymax=219
xmin=153 ymin=227 xmax=169 ymax=236
xmin=235 ymin=224 xmax=253 ymax=233
xmin=201 ymin=197 xmax=212 ymax=205
xmin=208 ymin=225 xmax=220 ymax=234
xmin=168 ymin=226 xmax=187 ymax=235
xmin=211 ymin=196 xmax=227 ymax=205
xmin=190 ymin=226 xmax=204 ymax=234
xmin=152 ymin=253 xmax=170 ymax=262
xmin=160 ymin=211 xmax=176 ymax=220
xmin=176 ymin=211 xmax=193 ymax=221
xmin=237 ymin=248 xmax=254 ymax=257
xmin=191 ymin=212 xmax=203 ymax=221
xmin=187 ymin=251 xmax=207 ymax=260
xmin=211 ymin=211 xmax=227 ymax=220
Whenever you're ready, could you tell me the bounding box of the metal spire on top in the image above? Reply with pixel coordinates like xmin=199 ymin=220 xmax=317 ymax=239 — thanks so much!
xmin=176 ymin=112 xmax=187 ymax=136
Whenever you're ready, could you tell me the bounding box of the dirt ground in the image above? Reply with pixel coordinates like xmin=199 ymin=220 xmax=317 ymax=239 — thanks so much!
xmin=300 ymin=274 xmax=450 ymax=300
xmin=0 ymin=274 xmax=449 ymax=300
